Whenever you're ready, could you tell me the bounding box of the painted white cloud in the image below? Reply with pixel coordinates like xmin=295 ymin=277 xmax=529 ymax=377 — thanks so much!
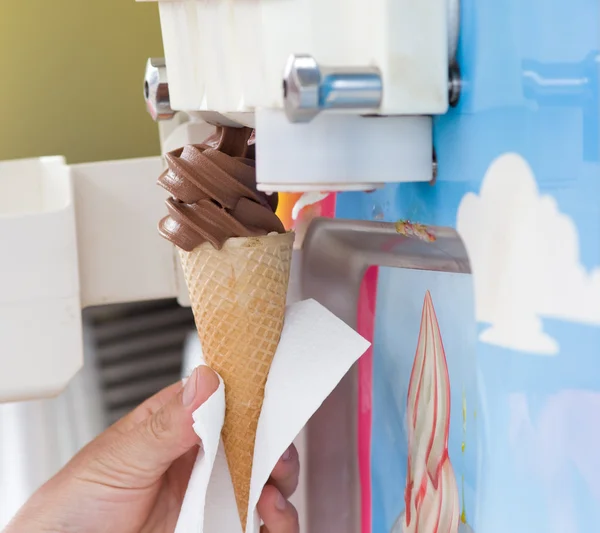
xmin=456 ymin=152 xmax=600 ymax=355
xmin=509 ymin=391 xmax=600 ymax=532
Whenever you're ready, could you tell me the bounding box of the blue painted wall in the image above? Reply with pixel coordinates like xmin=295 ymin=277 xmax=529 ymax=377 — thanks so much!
xmin=337 ymin=1 xmax=600 ymax=531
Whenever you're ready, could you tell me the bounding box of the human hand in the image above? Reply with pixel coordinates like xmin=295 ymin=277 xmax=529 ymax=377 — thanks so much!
xmin=5 ymin=366 xmax=300 ymax=533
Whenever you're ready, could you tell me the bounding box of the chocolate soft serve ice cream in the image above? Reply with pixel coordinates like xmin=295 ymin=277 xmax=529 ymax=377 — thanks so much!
xmin=157 ymin=126 xmax=294 ymax=530
xmin=158 ymin=126 xmax=284 ymax=251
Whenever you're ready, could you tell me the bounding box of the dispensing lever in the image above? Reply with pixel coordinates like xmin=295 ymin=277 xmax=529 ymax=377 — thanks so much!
xmin=282 ymin=54 xmax=383 ymax=123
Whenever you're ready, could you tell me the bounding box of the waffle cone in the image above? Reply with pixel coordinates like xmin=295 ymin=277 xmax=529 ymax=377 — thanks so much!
xmin=179 ymin=231 xmax=294 ymax=529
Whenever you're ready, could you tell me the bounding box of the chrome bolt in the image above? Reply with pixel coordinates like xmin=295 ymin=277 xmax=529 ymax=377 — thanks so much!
xmin=431 ymin=149 xmax=438 ymax=185
xmin=283 ymin=55 xmax=321 ymax=123
xmin=283 ymin=54 xmax=383 ymax=123
xmin=448 ymin=63 xmax=461 ymax=107
xmin=144 ymin=58 xmax=175 ymax=121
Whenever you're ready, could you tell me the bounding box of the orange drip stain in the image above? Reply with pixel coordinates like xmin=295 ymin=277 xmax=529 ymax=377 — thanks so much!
xmin=275 ymin=193 xmax=303 ymax=230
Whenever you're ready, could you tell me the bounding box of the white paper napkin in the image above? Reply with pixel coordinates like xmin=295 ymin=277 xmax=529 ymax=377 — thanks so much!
xmin=175 ymin=298 xmax=370 ymax=533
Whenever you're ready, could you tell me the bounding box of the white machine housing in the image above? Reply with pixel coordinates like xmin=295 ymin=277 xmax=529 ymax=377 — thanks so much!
xmin=155 ymin=0 xmax=450 ymax=116
xmin=142 ymin=0 xmax=459 ymax=191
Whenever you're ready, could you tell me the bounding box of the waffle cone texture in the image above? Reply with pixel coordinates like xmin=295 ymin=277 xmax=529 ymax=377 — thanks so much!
xmin=178 ymin=231 xmax=295 ymax=529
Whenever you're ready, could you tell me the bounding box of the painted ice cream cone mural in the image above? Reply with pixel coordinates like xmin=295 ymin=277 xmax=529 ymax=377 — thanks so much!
xmin=391 ymin=291 xmax=473 ymax=533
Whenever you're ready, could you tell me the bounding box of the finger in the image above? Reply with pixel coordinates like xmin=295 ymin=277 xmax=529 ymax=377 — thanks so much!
xmin=257 ymin=485 xmax=299 ymax=533
xmin=268 ymin=445 xmax=300 ymax=498
xmin=70 ymin=365 xmax=219 ymax=489
xmin=114 ymin=381 xmax=183 ymax=432
xmin=166 ymin=446 xmax=200 ymax=502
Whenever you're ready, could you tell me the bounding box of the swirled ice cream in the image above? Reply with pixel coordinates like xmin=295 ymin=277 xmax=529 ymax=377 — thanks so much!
xmin=392 ymin=291 xmax=460 ymax=533
xmin=157 ymin=126 xmax=285 ymax=251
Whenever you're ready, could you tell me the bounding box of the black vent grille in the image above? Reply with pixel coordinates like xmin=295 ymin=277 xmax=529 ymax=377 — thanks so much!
xmin=84 ymin=299 xmax=196 ymax=425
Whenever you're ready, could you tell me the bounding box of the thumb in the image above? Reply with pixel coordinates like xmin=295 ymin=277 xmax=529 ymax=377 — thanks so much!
xmin=73 ymin=365 xmax=220 ymax=489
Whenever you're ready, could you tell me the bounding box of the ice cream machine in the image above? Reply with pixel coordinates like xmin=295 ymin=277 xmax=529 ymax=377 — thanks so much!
xmin=146 ymin=0 xmax=460 ymax=192
xmin=1 ymin=0 xmax=599 ymax=532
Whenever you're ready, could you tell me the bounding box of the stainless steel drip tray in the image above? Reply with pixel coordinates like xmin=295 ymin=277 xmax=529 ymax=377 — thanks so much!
xmin=302 ymin=218 xmax=470 ymax=325
xmin=300 ymin=218 xmax=470 ymax=533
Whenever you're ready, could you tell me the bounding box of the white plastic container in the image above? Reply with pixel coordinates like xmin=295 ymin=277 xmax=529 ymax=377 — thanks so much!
xmin=72 ymin=157 xmax=178 ymax=308
xmin=0 ymin=157 xmax=82 ymax=401
xmin=0 ymin=156 xmax=188 ymax=402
